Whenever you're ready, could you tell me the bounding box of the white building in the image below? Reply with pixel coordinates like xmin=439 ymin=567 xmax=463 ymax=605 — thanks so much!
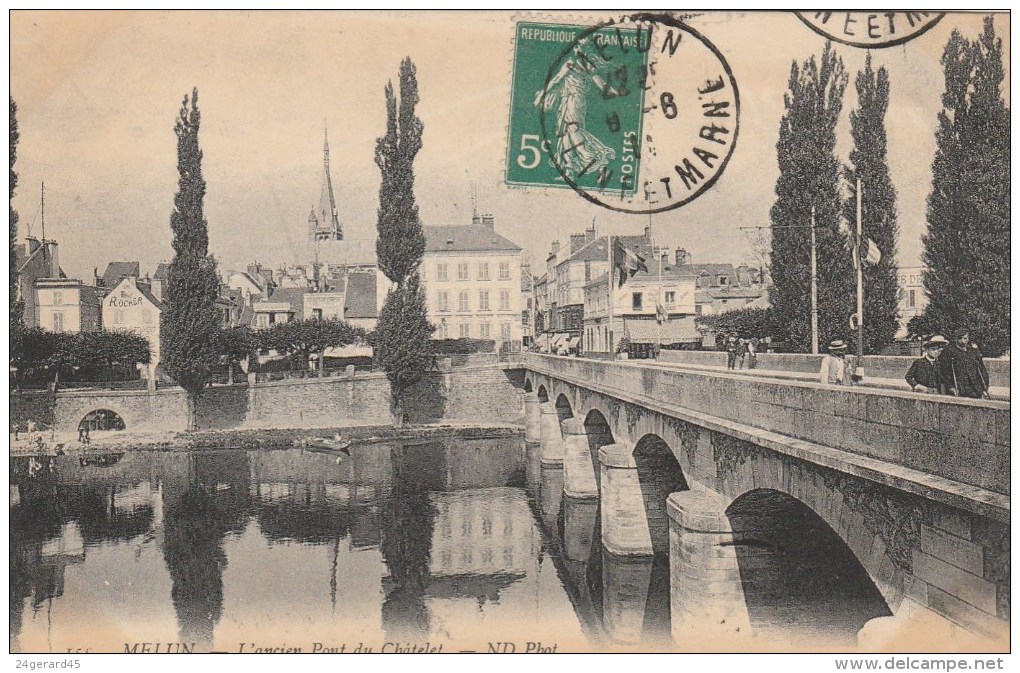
xmin=34 ymin=278 xmax=102 ymax=333
xmin=898 ymin=266 xmax=928 ymax=337
xmin=101 ymin=277 xmax=163 ymax=380
xmin=422 ymin=218 xmax=524 ymax=348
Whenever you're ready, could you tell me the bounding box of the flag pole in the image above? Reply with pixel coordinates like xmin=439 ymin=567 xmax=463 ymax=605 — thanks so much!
xmin=810 ymin=206 xmax=818 ymax=356
xmin=608 ymin=234 xmax=614 ymax=356
xmin=856 ymin=178 xmax=864 ymax=363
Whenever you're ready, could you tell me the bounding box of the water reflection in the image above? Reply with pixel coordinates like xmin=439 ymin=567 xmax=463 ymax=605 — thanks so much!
xmin=9 ymin=438 xmax=587 ymax=653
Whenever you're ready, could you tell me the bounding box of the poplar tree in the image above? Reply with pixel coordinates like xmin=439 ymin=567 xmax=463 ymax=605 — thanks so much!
xmin=374 ymin=57 xmax=434 ymax=426
xmin=160 ymin=89 xmax=222 ymax=429
xmin=845 ymin=53 xmax=900 ymax=354
xmin=769 ymin=43 xmax=854 ymax=352
xmin=10 ymin=97 xmax=24 ymax=370
xmin=915 ymin=17 xmax=1009 ymax=355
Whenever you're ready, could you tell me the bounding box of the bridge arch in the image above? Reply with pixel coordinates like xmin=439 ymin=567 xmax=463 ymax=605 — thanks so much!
xmin=633 ymin=434 xmax=688 ymax=555
xmin=554 ymin=393 xmax=573 ymax=425
xmin=724 ymin=488 xmax=892 ymax=646
xmin=582 ymin=409 xmax=613 ymax=488
xmin=536 ymin=384 xmax=549 ymax=403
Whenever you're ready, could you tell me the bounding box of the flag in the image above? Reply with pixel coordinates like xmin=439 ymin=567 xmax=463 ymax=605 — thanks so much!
xmin=613 ymin=239 xmax=648 ymax=287
xmin=656 ymin=301 xmax=668 ymax=325
xmin=853 ymin=237 xmax=882 ymax=269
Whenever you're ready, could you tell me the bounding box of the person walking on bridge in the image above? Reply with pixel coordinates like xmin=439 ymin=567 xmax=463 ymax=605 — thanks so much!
xmin=819 ymin=339 xmax=856 ymax=386
xmin=905 ymin=335 xmax=946 ymax=394
xmin=725 ymin=335 xmax=738 ymax=370
xmin=939 ymin=328 xmax=990 ymax=399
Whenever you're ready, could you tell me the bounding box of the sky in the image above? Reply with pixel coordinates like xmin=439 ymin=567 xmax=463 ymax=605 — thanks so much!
xmin=9 ymin=10 xmax=1010 ymax=283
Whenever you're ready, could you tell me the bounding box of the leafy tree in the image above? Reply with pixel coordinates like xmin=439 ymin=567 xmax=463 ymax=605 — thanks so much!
xmin=256 ymin=318 xmax=365 ymax=376
xmin=86 ymin=330 xmax=152 ymax=386
xmin=218 ymin=326 xmax=258 ymax=383
xmin=769 ymin=42 xmax=854 ymax=353
xmin=10 ymin=97 xmax=24 ymax=377
xmin=696 ymin=307 xmax=780 ymax=342
xmin=845 ymin=53 xmax=900 ymax=354
xmin=919 ymin=17 xmax=1010 ymax=356
xmin=160 ymin=89 xmax=222 ymax=429
xmin=374 ymin=58 xmax=434 ymax=425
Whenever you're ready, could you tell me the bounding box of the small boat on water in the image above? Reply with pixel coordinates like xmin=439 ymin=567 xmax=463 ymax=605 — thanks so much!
xmin=298 ymin=434 xmax=353 ymax=462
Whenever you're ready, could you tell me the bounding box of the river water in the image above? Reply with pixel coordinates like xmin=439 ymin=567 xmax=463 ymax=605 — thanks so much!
xmin=10 ymin=436 xmax=884 ymax=654
xmin=9 ymin=438 xmax=673 ymax=654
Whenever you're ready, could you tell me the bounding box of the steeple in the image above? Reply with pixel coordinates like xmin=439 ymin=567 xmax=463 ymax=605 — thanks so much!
xmin=311 ymin=124 xmax=342 ymax=241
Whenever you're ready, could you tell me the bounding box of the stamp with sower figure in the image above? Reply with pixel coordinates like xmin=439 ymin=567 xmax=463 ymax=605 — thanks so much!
xmin=506 ymin=13 xmax=739 ymax=214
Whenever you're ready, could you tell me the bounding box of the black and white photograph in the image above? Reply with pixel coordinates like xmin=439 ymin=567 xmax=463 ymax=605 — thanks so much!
xmin=7 ymin=9 xmax=1011 ymax=663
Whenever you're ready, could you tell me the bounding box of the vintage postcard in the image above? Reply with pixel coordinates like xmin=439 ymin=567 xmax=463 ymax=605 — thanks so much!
xmin=7 ymin=9 xmax=1011 ymax=663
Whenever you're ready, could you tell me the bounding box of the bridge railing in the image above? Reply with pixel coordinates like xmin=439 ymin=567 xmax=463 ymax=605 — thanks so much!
xmin=524 ymin=353 xmax=1010 ymax=496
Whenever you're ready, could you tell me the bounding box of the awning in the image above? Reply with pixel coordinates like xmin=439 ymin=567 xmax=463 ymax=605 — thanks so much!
xmin=624 ymin=317 xmax=699 ymax=344
xmin=565 ymin=336 xmax=580 ymax=348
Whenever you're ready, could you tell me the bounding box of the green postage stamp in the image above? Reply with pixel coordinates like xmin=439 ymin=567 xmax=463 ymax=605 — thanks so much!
xmin=505 ymin=21 xmax=649 ymax=197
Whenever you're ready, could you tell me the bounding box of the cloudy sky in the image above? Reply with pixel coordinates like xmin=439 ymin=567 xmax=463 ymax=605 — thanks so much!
xmin=10 ymin=11 xmax=1009 ymax=282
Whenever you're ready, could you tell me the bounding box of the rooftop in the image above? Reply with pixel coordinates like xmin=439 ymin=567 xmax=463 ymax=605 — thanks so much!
xmin=344 ymin=272 xmax=378 ymax=319
xmin=424 ymin=224 xmax=521 ymax=254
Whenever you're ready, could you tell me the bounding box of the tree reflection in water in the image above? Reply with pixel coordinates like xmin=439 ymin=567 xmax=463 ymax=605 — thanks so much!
xmin=380 ymin=443 xmax=440 ymax=640
xmin=160 ymin=451 xmax=251 ymax=650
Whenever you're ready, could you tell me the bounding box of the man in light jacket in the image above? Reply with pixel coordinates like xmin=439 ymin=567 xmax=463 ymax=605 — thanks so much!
xmin=819 ymin=339 xmax=856 ymax=386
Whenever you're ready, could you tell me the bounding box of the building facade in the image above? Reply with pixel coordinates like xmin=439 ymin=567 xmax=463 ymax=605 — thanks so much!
xmin=897 ymin=266 xmax=928 ymax=337
xmin=34 ymin=278 xmax=102 ymax=333
xmin=422 ymin=219 xmax=524 ymax=347
xmin=101 ymin=277 xmax=163 ymax=380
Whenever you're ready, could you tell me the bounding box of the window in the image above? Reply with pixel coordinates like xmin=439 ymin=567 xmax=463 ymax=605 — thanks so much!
xmin=632 ymin=292 xmax=643 ymax=311
xmin=53 ymin=292 xmax=63 ymax=306
xmin=479 ymin=322 xmax=491 ymax=338
xmin=312 ymin=308 xmax=323 ymax=321
xmin=665 ymin=291 xmax=676 ymax=306
xmin=52 ymin=312 xmax=64 ymax=332
xmin=908 ymin=289 xmax=916 ymax=309
xmin=479 ymin=290 xmax=490 ymax=311
xmin=459 ymin=323 xmax=470 ymax=338
xmin=499 ymin=289 xmax=511 ymax=311
xmin=499 ymin=261 xmax=511 ymax=280
xmin=458 ymin=290 xmax=470 ymax=312
xmin=501 ymin=322 xmax=512 ymax=340
xmin=436 ymin=321 xmax=449 ymax=338
xmin=436 ymin=263 xmax=448 ymax=281
xmin=257 ymin=313 xmax=269 ymax=328
xmin=457 ymin=262 xmax=469 ymax=280
xmin=115 ymin=309 xmax=125 ymax=324
xmin=527 ymin=297 xmax=532 ymax=309
xmin=477 ymin=262 xmax=489 ymax=280
xmin=438 ymin=290 xmax=450 ymax=312
xmin=718 ymin=275 xmax=729 ymax=286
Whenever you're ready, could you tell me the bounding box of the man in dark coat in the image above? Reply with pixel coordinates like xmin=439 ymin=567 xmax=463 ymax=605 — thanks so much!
xmin=938 ymin=328 xmax=990 ymax=399
xmin=725 ymin=335 xmax=738 ymax=370
xmin=905 ymin=335 xmax=946 ymax=394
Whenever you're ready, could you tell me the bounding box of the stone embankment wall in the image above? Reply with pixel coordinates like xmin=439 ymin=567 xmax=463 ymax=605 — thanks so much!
xmin=11 ymin=365 xmax=526 ymax=433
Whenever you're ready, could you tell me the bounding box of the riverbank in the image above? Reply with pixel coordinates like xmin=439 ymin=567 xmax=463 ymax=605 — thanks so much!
xmin=9 ymin=421 xmax=525 ymax=457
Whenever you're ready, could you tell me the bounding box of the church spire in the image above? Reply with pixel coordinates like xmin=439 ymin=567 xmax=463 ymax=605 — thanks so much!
xmin=311 ymin=123 xmax=342 ymax=242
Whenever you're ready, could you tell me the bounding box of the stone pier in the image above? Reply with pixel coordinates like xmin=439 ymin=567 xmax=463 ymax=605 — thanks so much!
xmin=599 ymin=442 xmax=653 ymax=557
xmin=562 ymin=418 xmax=598 ymax=499
xmin=524 ymin=392 xmax=541 ymax=443
xmin=539 ymin=402 xmax=565 ymax=466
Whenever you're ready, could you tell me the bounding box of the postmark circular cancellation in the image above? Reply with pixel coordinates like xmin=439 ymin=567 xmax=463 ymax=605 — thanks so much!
xmin=506 ymin=13 xmax=739 ymax=214
xmin=795 ymin=11 xmax=945 ymax=49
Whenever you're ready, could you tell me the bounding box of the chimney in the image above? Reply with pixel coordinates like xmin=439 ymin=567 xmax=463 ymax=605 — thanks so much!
xmin=151 ymin=277 xmax=163 ymax=302
xmin=644 ymin=224 xmax=651 ymax=241
xmin=675 ymin=248 xmax=690 ymax=266
xmin=585 ymin=225 xmax=596 ymax=244
xmin=550 ymin=239 xmax=560 ymax=254
xmin=94 ymin=267 xmax=101 ymax=287
xmin=480 ymin=214 xmax=495 ymax=229
xmin=45 ymin=240 xmax=60 ymax=277
xmin=26 ymin=236 xmax=40 ymax=254
xmin=570 ymin=233 xmax=586 ymax=253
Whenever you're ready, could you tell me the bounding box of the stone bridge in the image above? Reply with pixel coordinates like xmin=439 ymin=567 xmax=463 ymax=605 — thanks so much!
xmin=521 ymin=353 xmax=1009 ymax=648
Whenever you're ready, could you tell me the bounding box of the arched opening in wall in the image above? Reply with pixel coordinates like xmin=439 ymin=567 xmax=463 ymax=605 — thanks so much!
xmin=725 ymin=489 xmax=891 ymax=647
xmin=536 ymin=385 xmax=549 ymax=403
xmin=583 ymin=410 xmax=613 ymax=489
xmin=524 ymin=378 xmax=533 ymax=393
xmin=79 ymin=409 xmax=127 ymax=434
xmin=633 ymin=434 xmax=687 ymax=555
xmin=554 ymin=393 xmax=573 ymax=426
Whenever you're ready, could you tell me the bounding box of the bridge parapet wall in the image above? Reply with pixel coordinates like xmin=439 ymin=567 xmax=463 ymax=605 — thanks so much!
xmin=524 ymin=354 xmax=1010 ymax=495
xmin=658 ymin=350 xmax=1010 ymax=389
